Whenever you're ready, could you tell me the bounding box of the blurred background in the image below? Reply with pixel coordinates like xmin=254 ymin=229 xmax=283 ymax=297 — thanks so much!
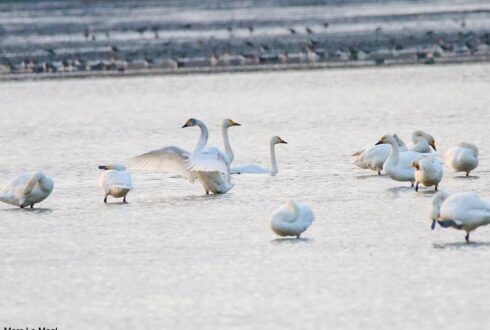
xmin=1 ymin=0 xmax=489 ymax=79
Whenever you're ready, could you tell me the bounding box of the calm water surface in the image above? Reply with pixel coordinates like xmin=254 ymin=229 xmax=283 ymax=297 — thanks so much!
xmin=1 ymin=64 xmax=490 ymax=329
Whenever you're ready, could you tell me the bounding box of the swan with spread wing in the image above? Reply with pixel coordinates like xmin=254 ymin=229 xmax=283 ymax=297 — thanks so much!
xmin=126 ymin=118 xmax=233 ymax=194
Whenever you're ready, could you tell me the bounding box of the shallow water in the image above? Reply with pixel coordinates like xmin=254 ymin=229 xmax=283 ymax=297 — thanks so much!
xmin=1 ymin=63 xmax=490 ymax=329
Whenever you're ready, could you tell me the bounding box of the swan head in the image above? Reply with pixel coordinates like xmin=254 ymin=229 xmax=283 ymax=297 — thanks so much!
xmin=413 ymin=130 xmax=437 ymax=151
xmin=411 ymin=160 xmax=420 ymax=170
xmin=375 ymin=134 xmax=395 ymax=145
xmin=272 ymin=136 xmax=287 ymax=145
xmin=223 ymin=119 xmax=241 ymax=128
xmin=98 ymin=164 xmax=126 ymax=171
xmin=430 ymin=191 xmax=451 ymax=230
xmin=182 ymin=118 xmax=198 ymax=128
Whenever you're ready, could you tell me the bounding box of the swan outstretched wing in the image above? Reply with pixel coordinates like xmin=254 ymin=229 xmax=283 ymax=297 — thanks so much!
xmin=126 ymin=146 xmax=193 ymax=179
xmin=185 ymin=147 xmax=229 ymax=174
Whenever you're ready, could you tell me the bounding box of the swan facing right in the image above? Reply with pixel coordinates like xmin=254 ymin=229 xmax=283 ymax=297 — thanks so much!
xmin=0 ymin=172 xmax=54 ymax=208
xmin=430 ymin=191 xmax=490 ymax=242
xmin=271 ymin=200 xmax=314 ymax=238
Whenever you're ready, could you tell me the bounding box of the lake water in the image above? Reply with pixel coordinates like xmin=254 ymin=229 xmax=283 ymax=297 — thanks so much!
xmin=1 ymin=63 xmax=490 ymax=329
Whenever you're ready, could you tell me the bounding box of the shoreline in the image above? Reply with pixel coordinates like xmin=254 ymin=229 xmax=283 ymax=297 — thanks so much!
xmin=1 ymin=53 xmax=489 ymax=83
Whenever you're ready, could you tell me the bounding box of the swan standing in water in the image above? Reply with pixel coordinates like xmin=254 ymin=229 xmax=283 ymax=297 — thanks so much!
xmin=126 ymin=118 xmax=232 ymax=195
xmin=98 ymin=164 xmax=133 ymax=203
xmin=409 ymin=130 xmax=437 ymax=153
xmin=375 ymin=134 xmax=438 ymax=186
xmin=220 ymin=118 xmax=241 ymax=166
xmin=0 ymin=172 xmax=54 ymax=208
xmin=230 ymin=136 xmax=287 ymax=176
xmin=445 ymin=142 xmax=479 ymax=176
xmin=352 ymin=134 xmax=407 ymax=175
xmin=271 ymin=200 xmax=314 ymax=238
xmin=412 ymin=158 xmax=443 ymax=191
xmin=430 ymin=191 xmax=490 ymax=242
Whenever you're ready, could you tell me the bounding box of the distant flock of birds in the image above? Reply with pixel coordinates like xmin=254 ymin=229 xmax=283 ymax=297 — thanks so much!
xmin=0 ymin=122 xmax=488 ymax=242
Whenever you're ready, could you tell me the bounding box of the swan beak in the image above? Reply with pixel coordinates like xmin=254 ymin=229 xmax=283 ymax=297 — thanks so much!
xmin=182 ymin=119 xmax=194 ymax=128
xmin=98 ymin=165 xmax=108 ymax=170
xmin=430 ymin=141 xmax=437 ymax=151
xmin=375 ymin=139 xmax=383 ymax=145
xmin=230 ymin=120 xmax=241 ymax=126
xmin=279 ymin=138 xmax=288 ymax=144
xmin=431 ymin=220 xmax=436 ymax=230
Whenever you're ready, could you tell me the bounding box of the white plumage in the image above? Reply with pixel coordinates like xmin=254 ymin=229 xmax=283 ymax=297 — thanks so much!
xmin=444 ymin=142 xmax=479 ymax=176
xmin=430 ymin=191 xmax=490 ymax=242
xmin=98 ymin=164 xmax=133 ymax=203
xmin=270 ymin=200 xmax=314 ymax=238
xmin=0 ymin=172 xmax=54 ymax=208
xmin=412 ymin=157 xmax=443 ymax=191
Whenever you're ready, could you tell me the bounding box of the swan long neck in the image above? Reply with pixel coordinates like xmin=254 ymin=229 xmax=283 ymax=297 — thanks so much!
xmin=194 ymin=120 xmax=209 ymax=153
xmin=23 ymin=172 xmax=52 ymax=195
xmin=270 ymin=141 xmax=278 ymax=176
xmin=386 ymin=137 xmax=400 ymax=163
xmin=222 ymin=124 xmax=233 ymax=164
xmin=284 ymin=200 xmax=300 ymax=223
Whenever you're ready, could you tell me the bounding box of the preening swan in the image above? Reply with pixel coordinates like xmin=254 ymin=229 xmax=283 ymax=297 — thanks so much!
xmin=352 ymin=134 xmax=407 ymax=175
xmin=271 ymin=200 xmax=314 ymax=238
xmin=409 ymin=130 xmax=437 ymax=153
xmin=98 ymin=164 xmax=133 ymax=203
xmin=230 ymin=136 xmax=287 ymax=176
xmin=375 ymin=134 xmax=438 ymax=186
xmin=126 ymin=118 xmax=232 ymax=195
xmin=430 ymin=191 xmax=490 ymax=242
xmin=0 ymin=172 xmax=54 ymax=208
xmin=412 ymin=158 xmax=443 ymax=191
xmin=221 ymin=118 xmax=241 ymax=166
xmin=445 ymin=142 xmax=479 ymax=176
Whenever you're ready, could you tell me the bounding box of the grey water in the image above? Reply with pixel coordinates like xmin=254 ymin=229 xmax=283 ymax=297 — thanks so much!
xmin=1 ymin=63 xmax=490 ymax=329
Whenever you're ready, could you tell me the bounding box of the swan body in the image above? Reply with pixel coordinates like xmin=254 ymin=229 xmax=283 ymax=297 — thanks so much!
xmin=127 ymin=118 xmax=232 ymax=195
xmin=409 ymin=130 xmax=437 ymax=153
xmin=376 ymin=134 xmax=438 ymax=185
xmin=352 ymin=134 xmax=407 ymax=175
xmin=230 ymin=136 xmax=287 ymax=176
xmin=98 ymin=164 xmax=133 ymax=203
xmin=444 ymin=142 xmax=479 ymax=176
xmin=0 ymin=172 xmax=54 ymax=208
xmin=430 ymin=191 xmax=490 ymax=242
xmin=271 ymin=200 xmax=314 ymax=238
xmin=412 ymin=158 xmax=443 ymax=191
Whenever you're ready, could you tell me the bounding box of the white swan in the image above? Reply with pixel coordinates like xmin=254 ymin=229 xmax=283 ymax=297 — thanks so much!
xmin=445 ymin=142 xmax=479 ymax=176
xmin=221 ymin=118 xmax=241 ymax=166
xmin=376 ymin=134 xmax=438 ymax=186
xmin=352 ymin=134 xmax=407 ymax=175
xmin=0 ymin=172 xmax=54 ymax=208
xmin=98 ymin=164 xmax=133 ymax=203
xmin=271 ymin=200 xmax=314 ymax=238
xmin=430 ymin=191 xmax=490 ymax=242
xmin=409 ymin=130 xmax=437 ymax=153
xmin=412 ymin=158 xmax=443 ymax=191
xmin=126 ymin=118 xmax=232 ymax=195
xmin=230 ymin=136 xmax=287 ymax=176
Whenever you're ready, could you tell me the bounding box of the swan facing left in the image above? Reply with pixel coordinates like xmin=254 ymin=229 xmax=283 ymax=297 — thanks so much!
xmin=430 ymin=191 xmax=490 ymax=242
xmin=98 ymin=164 xmax=133 ymax=203
xmin=271 ymin=200 xmax=314 ymax=238
xmin=126 ymin=118 xmax=233 ymax=195
xmin=0 ymin=172 xmax=54 ymax=208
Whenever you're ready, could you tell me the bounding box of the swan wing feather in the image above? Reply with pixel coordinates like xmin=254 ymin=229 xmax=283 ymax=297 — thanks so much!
xmin=126 ymin=146 xmax=192 ymax=179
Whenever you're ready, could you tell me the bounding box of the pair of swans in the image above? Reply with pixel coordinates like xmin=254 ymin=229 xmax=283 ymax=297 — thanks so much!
xmin=353 ymin=130 xmax=436 ymax=175
xmin=98 ymin=164 xmax=133 ymax=203
xmin=375 ymin=134 xmax=440 ymax=187
xmin=0 ymin=172 xmax=54 ymax=208
xmin=431 ymin=191 xmax=490 ymax=242
xmin=271 ymin=200 xmax=314 ymax=238
xmin=127 ymin=118 xmax=233 ymax=194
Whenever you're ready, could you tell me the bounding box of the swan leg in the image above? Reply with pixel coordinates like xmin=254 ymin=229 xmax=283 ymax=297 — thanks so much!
xmin=296 ymin=234 xmax=301 ymax=239
xmin=411 ymin=181 xmax=414 ymax=187
xmin=465 ymin=232 xmax=470 ymax=243
xmin=377 ymin=170 xmax=381 ymax=176
xmin=20 ymin=204 xmax=25 ymax=209
xmin=415 ymin=182 xmax=419 ymax=192
xmin=466 ymin=172 xmax=470 ymax=177
xmin=30 ymin=204 xmax=34 ymax=208
xmin=435 ymin=184 xmax=438 ymax=191
xmin=123 ymin=195 xmax=127 ymax=204
xmin=104 ymin=195 xmax=108 ymax=204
